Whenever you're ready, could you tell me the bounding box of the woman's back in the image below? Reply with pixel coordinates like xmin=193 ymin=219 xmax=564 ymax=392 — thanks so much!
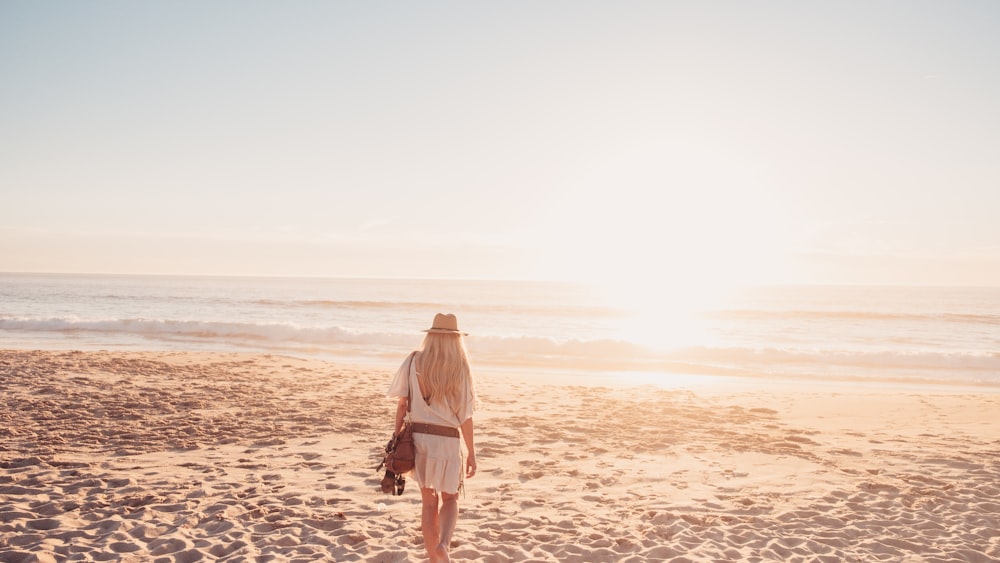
xmin=408 ymin=352 xmax=474 ymax=428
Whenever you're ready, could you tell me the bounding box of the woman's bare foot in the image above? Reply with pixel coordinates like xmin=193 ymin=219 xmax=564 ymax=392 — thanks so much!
xmin=433 ymin=543 xmax=450 ymax=562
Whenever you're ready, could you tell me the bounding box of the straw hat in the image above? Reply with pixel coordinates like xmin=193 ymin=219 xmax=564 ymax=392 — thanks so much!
xmin=424 ymin=313 xmax=467 ymax=335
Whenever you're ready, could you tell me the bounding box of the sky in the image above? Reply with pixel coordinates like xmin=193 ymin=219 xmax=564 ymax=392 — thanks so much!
xmin=2 ymin=1 xmax=999 ymax=287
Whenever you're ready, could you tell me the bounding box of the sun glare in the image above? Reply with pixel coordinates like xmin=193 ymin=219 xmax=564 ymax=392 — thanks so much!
xmin=595 ymin=276 xmax=726 ymax=352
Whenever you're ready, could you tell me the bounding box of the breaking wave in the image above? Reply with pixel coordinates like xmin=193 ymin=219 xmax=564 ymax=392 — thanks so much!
xmin=3 ymin=315 xmax=998 ymax=385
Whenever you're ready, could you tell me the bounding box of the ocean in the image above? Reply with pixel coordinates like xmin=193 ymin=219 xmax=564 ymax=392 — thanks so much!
xmin=2 ymin=273 xmax=998 ymax=387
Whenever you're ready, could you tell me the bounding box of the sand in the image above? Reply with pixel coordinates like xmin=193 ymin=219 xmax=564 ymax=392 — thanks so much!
xmin=1 ymin=349 xmax=998 ymax=562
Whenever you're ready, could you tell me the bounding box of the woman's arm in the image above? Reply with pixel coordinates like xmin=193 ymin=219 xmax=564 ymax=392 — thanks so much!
xmin=394 ymin=397 xmax=408 ymax=434
xmin=461 ymin=417 xmax=476 ymax=478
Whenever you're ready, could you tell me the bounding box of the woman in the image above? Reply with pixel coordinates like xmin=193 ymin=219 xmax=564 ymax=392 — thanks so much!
xmin=387 ymin=313 xmax=477 ymax=563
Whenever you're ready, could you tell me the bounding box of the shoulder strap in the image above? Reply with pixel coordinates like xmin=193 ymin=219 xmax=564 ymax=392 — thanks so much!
xmin=406 ymin=351 xmax=416 ymax=414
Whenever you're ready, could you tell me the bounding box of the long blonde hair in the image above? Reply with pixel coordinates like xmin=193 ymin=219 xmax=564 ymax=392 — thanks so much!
xmin=418 ymin=332 xmax=473 ymax=413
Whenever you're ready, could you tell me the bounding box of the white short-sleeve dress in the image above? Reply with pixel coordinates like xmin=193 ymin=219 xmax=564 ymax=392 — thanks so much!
xmin=387 ymin=351 xmax=475 ymax=494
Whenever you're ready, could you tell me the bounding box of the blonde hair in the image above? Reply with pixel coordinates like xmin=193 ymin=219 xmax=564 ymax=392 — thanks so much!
xmin=418 ymin=332 xmax=473 ymax=415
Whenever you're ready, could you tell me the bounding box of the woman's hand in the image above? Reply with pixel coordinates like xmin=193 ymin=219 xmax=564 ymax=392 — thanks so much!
xmin=461 ymin=417 xmax=476 ymax=478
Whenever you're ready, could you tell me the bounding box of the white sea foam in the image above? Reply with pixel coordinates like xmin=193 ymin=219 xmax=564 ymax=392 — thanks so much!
xmin=2 ymin=315 xmax=998 ymax=385
xmin=2 ymin=274 xmax=998 ymax=386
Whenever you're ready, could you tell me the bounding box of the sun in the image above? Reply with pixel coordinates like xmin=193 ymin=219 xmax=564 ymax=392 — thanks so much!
xmin=592 ymin=275 xmax=728 ymax=352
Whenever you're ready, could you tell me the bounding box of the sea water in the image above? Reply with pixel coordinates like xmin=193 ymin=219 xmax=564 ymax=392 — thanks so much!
xmin=1 ymin=273 xmax=998 ymax=387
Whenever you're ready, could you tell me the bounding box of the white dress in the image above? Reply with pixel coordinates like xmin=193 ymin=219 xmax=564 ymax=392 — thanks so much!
xmin=387 ymin=352 xmax=475 ymax=494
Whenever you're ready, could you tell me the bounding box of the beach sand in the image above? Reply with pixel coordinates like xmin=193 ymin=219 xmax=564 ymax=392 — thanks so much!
xmin=1 ymin=349 xmax=998 ymax=562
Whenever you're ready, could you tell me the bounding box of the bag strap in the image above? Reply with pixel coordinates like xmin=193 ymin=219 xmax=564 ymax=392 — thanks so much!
xmin=405 ymin=351 xmax=416 ymax=414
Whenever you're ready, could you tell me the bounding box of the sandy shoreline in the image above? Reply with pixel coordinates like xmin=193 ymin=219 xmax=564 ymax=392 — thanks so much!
xmin=1 ymin=349 xmax=998 ymax=562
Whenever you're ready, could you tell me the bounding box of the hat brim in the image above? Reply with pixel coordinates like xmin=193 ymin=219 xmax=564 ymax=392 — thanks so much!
xmin=423 ymin=328 xmax=468 ymax=336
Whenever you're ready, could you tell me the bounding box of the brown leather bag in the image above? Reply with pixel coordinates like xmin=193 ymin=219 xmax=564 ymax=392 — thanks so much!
xmin=383 ymin=422 xmax=415 ymax=474
xmin=377 ymin=353 xmax=417 ymax=494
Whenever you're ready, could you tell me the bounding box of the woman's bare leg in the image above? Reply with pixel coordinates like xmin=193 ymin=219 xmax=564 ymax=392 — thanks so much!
xmin=434 ymin=491 xmax=459 ymax=562
xmin=420 ymin=488 xmax=441 ymax=561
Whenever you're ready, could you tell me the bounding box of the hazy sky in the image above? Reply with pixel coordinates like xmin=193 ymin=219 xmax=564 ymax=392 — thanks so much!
xmin=2 ymin=1 xmax=999 ymax=286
